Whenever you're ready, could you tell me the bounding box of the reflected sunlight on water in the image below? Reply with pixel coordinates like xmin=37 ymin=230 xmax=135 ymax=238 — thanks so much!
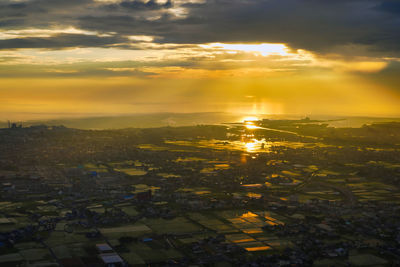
xmin=240 ymin=211 xmax=258 ymax=218
xmin=165 ymin=139 xmax=272 ymax=153
xmin=244 ymin=139 xmax=270 ymax=152
xmin=245 ymin=246 xmax=272 ymax=252
xmin=245 ymin=141 xmax=257 ymax=152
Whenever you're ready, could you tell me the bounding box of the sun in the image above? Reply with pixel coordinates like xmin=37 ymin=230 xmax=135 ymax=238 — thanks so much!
xmin=242 ymin=116 xmax=259 ymax=122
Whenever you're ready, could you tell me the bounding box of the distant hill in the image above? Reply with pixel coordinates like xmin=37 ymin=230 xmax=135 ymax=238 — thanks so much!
xmin=1 ymin=113 xmax=399 ymax=130
xmin=0 ymin=113 xmax=246 ymax=130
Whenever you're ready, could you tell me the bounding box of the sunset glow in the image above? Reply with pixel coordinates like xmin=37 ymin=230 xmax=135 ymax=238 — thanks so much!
xmin=1 ymin=2 xmax=400 ymax=265
xmin=201 ymin=43 xmax=290 ymax=56
xmin=0 ymin=0 xmax=399 ymax=120
xmin=243 ymin=116 xmax=259 ymax=121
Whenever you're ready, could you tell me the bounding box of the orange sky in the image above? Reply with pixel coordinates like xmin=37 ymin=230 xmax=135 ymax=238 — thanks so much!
xmin=1 ymin=0 xmax=399 ymax=120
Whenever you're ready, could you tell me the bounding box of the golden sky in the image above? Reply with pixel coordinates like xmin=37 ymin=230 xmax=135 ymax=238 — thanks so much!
xmin=1 ymin=0 xmax=400 ymax=120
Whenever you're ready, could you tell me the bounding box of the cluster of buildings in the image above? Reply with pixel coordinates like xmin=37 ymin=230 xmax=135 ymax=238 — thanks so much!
xmin=0 ymin=122 xmax=399 ymax=265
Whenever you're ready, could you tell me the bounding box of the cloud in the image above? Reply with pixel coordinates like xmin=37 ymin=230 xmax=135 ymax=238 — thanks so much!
xmin=360 ymin=60 xmax=400 ymax=91
xmin=377 ymin=0 xmax=400 ymax=14
xmin=161 ymin=0 xmax=400 ymax=56
xmin=66 ymin=1 xmax=400 ymax=57
xmin=0 ymin=34 xmax=127 ymax=49
xmin=108 ymin=0 xmax=173 ymax=10
xmin=0 ymin=63 xmax=155 ymax=78
xmin=0 ymin=0 xmax=398 ymax=58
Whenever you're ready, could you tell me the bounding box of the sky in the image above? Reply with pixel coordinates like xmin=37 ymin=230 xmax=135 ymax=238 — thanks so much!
xmin=1 ymin=0 xmax=400 ymax=120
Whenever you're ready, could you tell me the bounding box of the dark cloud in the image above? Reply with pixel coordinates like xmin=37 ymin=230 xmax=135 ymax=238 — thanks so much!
xmin=107 ymin=0 xmax=173 ymax=10
xmin=361 ymin=60 xmax=400 ymax=91
xmin=78 ymin=13 xmax=174 ymax=36
xmin=0 ymin=34 xmax=127 ymax=50
xmin=157 ymin=0 xmax=400 ymax=55
xmin=377 ymin=0 xmax=400 ymax=14
xmin=0 ymin=0 xmax=399 ymax=56
xmin=8 ymin=3 xmax=28 ymax=9
xmin=0 ymin=0 xmax=87 ymax=28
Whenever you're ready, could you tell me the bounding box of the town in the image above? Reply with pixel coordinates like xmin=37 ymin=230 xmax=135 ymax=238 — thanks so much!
xmin=1 ymin=119 xmax=400 ymax=266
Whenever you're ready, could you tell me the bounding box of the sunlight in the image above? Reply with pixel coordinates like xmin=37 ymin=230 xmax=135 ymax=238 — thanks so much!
xmin=241 ymin=211 xmax=258 ymax=218
xmin=242 ymin=116 xmax=259 ymax=122
xmin=245 ymin=142 xmax=257 ymax=152
xmin=245 ymin=124 xmax=260 ymax=130
xmin=243 ymin=138 xmax=269 ymax=153
xmin=203 ymin=43 xmax=290 ymax=56
xmin=243 ymin=117 xmax=261 ymax=130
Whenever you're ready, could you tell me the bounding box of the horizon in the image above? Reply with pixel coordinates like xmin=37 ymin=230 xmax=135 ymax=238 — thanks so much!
xmin=2 ymin=112 xmax=400 ymax=130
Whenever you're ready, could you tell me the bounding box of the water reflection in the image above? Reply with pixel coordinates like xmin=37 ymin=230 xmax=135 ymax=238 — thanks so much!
xmin=244 ymin=138 xmax=270 ymax=152
xmin=245 ymin=124 xmax=260 ymax=130
xmin=165 ymin=139 xmax=276 ymax=153
xmin=244 ymin=120 xmax=262 ymax=130
xmin=245 ymin=141 xmax=257 ymax=152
